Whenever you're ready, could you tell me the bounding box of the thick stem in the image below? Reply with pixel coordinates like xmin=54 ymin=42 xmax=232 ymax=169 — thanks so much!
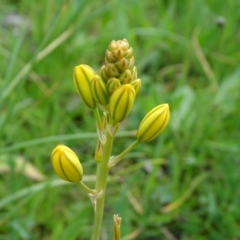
xmin=91 ymin=131 xmax=113 ymax=240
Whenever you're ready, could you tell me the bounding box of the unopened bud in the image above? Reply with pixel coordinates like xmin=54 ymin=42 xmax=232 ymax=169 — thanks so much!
xmin=119 ymin=69 xmax=132 ymax=84
xmin=131 ymin=78 xmax=141 ymax=97
xmin=73 ymin=64 xmax=96 ymax=108
xmin=107 ymin=77 xmax=121 ymax=95
xmin=115 ymin=58 xmax=129 ymax=72
xmin=108 ymin=40 xmax=118 ymax=51
xmin=137 ymin=104 xmax=170 ymax=142
xmin=106 ymin=63 xmax=119 ymax=77
xmin=105 ymin=50 xmax=117 ymax=63
xmin=128 ymin=57 xmax=135 ymax=70
xmin=91 ymin=75 xmax=109 ymax=106
xmin=131 ymin=66 xmax=137 ymax=80
xmin=124 ymin=48 xmax=133 ymax=59
xmin=99 ymin=65 xmax=108 ymax=83
xmin=112 ymin=43 xmax=129 ymax=60
xmin=109 ymin=84 xmax=135 ymax=123
xmin=107 ymin=39 xmax=132 ymax=61
xmin=51 ymin=145 xmax=83 ymax=182
xmin=120 ymin=39 xmax=129 ymax=50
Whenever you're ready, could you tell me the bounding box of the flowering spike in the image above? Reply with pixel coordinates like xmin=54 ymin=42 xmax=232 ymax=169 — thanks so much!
xmin=73 ymin=64 xmax=96 ymax=108
xmin=91 ymin=75 xmax=109 ymax=106
xmin=137 ymin=104 xmax=170 ymax=142
xmin=104 ymin=39 xmax=134 ymax=79
xmin=51 ymin=145 xmax=83 ymax=182
xmin=109 ymin=84 xmax=135 ymax=123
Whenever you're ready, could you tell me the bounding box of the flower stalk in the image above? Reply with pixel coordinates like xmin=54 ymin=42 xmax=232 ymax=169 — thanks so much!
xmin=76 ymin=181 xmax=99 ymax=196
xmin=50 ymin=39 xmax=170 ymax=240
xmin=91 ymin=131 xmax=114 ymax=240
xmin=108 ymin=140 xmax=139 ymax=168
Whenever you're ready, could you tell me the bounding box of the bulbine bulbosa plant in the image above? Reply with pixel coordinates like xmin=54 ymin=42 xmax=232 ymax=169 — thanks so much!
xmin=51 ymin=39 xmax=170 ymax=240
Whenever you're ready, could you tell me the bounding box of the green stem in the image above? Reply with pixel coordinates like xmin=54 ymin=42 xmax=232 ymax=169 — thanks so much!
xmin=91 ymin=131 xmax=114 ymax=240
xmin=93 ymin=108 xmax=107 ymax=144
xmin=108 ymin=140 xmax=139 ymax=168
xmin=76 ymin=181 xmax=98 ymax=196
xmin=93 ymin=108 xmax=102 ymax=131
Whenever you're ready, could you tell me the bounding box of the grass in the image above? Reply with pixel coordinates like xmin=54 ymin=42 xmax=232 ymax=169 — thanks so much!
xmin=1 ymin=0 xmax=240 ymax=239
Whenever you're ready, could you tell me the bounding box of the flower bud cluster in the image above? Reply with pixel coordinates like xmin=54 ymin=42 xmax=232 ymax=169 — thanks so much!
xmin=73 ymin=39 xmax=142 ymax=123
xmin=99 ymin=39 xmax=141 ymax=97
xmin=51 ymin=39 xmax=171 ymax=187
xmin=101 ymin=39 xmax=134 ymax=78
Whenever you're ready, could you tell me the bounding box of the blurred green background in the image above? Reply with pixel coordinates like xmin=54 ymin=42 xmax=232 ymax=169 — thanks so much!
xmin=0 ymin=0 xmax=240 ymax=239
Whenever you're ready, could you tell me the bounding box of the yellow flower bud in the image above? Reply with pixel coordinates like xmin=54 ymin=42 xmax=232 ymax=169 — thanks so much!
xmin=128 ymin=57 xmax=135 ymax=70
xmin=51 ymin=145 xmax=83 ymax=182
xmin=137 ymin=104 xmax=170 ymax=142
xmin=73 ymin=64 xmax=96 ymax=108
xmin=107 ymin=39 xmax=132 ymax=61
xmin=131 ymin=78 xmax=141 ymax=97
xmin=120 ymin=38 xmax=130 ymax=50
xmin=131 ymin=66 xmax=137 ymax=80
xmin=109 ymin=84 xmax=135 ymax=123
xmin=91 ymin=75 xmax=109 ymax=105
xmin=108 ymin=40 xmax=118 ymax=51
xmin=124 ymin=48 xmax=133 ymax=59
xmin=107 ymin=77 xmax=121 ymax=95
xmin=119 ymin=69 xmax=132 ymax=84
xmin=105 ymin=50 xmax=117 ymax=63
xmin=115 ymin=58 xmax=129 ymax=72
xmin=99 ymin=65 xmax=108 ymax=83
xmin=105 ymin=63 xmax=119 ymax=77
